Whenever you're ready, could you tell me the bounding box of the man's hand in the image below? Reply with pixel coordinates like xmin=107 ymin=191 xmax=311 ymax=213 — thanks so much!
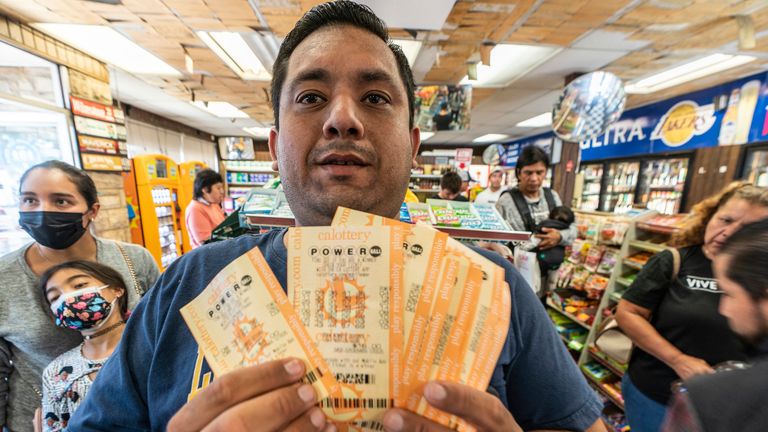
xmin=382 ymin=381 xmax=522 ymax=432
xmin=534 ymin=228 xmax=561 ymax=250
xmin=33 ymin=407 xmax=42 ymax=432
xmin=671 ymin=354 xmax=714 ymax=380
xmin=167 ymin=358 xmax=334 ymax=432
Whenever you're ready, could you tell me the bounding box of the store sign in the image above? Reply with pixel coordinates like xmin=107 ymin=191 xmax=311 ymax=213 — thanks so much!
xmin=71 ymin=96 xmax=117 ymax=123
xmin=455 ymin=148 xmax=473 ymax=167
xmin=74 ymin=116 xmax=127 ymax=141
xmin=67 ymin=69 xmax=112 ymax=105
xmin=499 ymin=134 xmax=552 ymax=166
xmin=503 ymin=71 xmax=768 ymax=162
xmin=78 ymin=135 xmax=121 ymax=155
xmin=81 ymin=153 xmax=129 ymax=172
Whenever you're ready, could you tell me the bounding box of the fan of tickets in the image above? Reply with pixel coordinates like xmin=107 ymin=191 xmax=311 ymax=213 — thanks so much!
xmin=182 ymin=207 xmax=511 ymax=432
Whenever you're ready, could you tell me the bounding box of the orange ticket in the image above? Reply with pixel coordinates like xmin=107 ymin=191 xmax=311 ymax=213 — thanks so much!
xmin=288 ymin=226 xmax=404 ymax=429
xmin=180 ymin=246 xmax=342 ymax=402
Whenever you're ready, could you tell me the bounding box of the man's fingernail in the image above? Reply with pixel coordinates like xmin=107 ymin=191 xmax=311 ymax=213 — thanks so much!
xmin=298 ymin=384 xmax=316 ymax=403
xmin=425 ymin=382 xmax=447 ymax=402
xmin=285 ymin=359 xmax=303 ymax=376
xmin=310 ymin=408 xmax=325 ymax=428
xmin=383 ymin=411 xmax=404 ymax=431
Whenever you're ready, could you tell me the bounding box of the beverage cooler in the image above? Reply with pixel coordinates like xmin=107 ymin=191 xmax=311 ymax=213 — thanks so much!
xmin=577 ymin=163 xmax=604 ymax=211
xmin=123 ymin=154 xmax=182 ymax=270
xmin=178 ymin=161 xmax=207 ymax=254
xmin=742 ymin=144 xmax=768 ymax=187
xmin=636 ymin=157 xmax=689 ymax=215
xmin=601 ymin=161 xmax=640 ymax=213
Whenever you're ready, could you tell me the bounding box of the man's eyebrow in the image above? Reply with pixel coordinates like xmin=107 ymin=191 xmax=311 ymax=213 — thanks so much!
xmin=288 ymin=68 xmax=330 ymax=94
xmin=357 ymin=69 xmax=397 ymax=86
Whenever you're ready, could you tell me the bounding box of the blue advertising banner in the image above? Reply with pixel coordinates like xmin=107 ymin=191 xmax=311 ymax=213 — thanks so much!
xmin=500 ymin=71 xmax=768 ymax=164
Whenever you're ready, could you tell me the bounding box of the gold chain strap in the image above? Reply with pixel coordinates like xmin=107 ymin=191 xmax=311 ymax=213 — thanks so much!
xmin=116 ymin=243 xmax=144 ymax=298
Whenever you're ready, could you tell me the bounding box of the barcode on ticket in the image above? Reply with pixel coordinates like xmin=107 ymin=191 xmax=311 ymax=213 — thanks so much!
xmin=302 ymin=367 xmax=324 ymax=385
xmin=320 ymin=398 xmax=394 ymax=409
xmin=353 ymin=420 xmax=385 ymax=431
xmin=336 ymin=373 xmax=375 ymax=385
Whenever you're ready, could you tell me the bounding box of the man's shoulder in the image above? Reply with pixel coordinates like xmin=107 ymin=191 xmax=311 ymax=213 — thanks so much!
xmin=0 ymin=244 xmax=29 ymax=274
xmin=467 ymin=245 xmax=525 ymax=289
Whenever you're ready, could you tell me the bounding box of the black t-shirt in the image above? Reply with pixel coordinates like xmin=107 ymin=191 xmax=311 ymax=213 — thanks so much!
xmin=623 ymin=246 xmax=747 ymax=404
xmin=452 ymin=194 xmax=469 ymax=202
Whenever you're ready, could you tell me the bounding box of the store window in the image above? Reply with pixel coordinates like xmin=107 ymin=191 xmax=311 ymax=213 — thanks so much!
xmin=0 ymin=41 xmax=74 ymax=255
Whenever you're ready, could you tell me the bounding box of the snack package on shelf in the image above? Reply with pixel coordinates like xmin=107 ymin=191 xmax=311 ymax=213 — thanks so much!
xmin=427 ymin=199 xmax=462 ymax=227
xmin=571 ymin=268 xmax=591 ymax=291
xmin=555 ymin=262 xmax=576 ymax=289
xmin=241 ymin=189 xmax=279 ymax=214
xmin=585 ymin=220 xmax=601 ymax=242
xmin=584 ymin=245 xmax=606 ymax=272
xmin=449 ymin=201 xmax=484 ymax=229
xmin=405 ymin=202 xmax=435 ymax=225
xmin=585 ymin=274 xmax=610 ymax=299
xmin=472 ymin=203 xmax=512 ymax=231
xmin=597 ymin=249 xmax=620 ymax=275
xmin=627 ymin=251 xmax=653 ymax=266
xmin=599 ymin=220 xmax=629 ymax=245
xmin=568 ymin=239 xmax=591 ymax=264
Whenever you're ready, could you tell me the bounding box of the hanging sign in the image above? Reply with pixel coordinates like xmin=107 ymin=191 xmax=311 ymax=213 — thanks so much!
xmin=67 ymin=69 xmax=113 ymax=105
xmin=74 ymin=116 xmax=127 ymax=141
xmin=78 ymin=135 xmax=121 ymax=155
xmin=81 ymin=153 xmax=129 ymax=172
xmin=71 ymin=96 xmax=117 ymax=123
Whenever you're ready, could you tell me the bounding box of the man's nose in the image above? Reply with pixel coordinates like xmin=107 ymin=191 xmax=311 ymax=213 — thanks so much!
xmin=323 ymin=95 xmax=364 ymax=139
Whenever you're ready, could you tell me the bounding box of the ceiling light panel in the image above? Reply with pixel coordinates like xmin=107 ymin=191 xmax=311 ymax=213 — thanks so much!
xmin=392 ymin=39 xmax=423 ymax=66
xmin=32 ymin=24 xmax=180 ymax=76
xmin=420 ymin=131 xmax=435 ymax=141
xmin=625 ymin=54 xmax=757 ymax=94
xmin=243 ymin=126 xmax=271 ymax=138
xmin=516 ymin=112 xmax=552 ymax=128
xmin=197 ymin=31 xmax=271 ymax=81
xmin=460 ymin=44 xmax=561 ymax=88
xmin=473 ymin=133 xmax=509 ymax=143
xmin=191 ymin=101 xmax=249 ymax=118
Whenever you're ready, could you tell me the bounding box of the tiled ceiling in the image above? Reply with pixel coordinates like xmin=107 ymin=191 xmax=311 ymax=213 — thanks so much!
xmin=0 ymin=0 xmax=766 ymax=143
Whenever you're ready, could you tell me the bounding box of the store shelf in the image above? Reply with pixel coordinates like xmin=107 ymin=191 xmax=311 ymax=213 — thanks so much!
xmin=636 ymin=221 xmax=678 ymax=235
xmin=410 ymin=174 xmax=442 ymax=179
xmin=647 ymin=184 xmax=681 ymax=191
xmin=581 ymin=192 xmax=601 ymax=196
xmin=228 ymin=182 xmax=266 ymax=186
xmin=615 ymin=277 xmax=633 ymax=287
xmin=413 ymin=188 xmax=439 ymax=193
xmin=581 ymin=370 xmax=625 ymax=410
xmin=557 ymin=334 xmax=584 ymax=352
xmin=584 ymin=177 xmax=602 ymax=182
xmin=621 ymin=259 xmax=645 ymax=271
xmin=629 ymin=240 xmax=666 ymax=253
xmin=226 ymin=168 xmax=276 ymax=173
xmin=588 ymin=346 xmax=627 ymax=378
xmin=546 ymin=299 xmax=592 ymax=330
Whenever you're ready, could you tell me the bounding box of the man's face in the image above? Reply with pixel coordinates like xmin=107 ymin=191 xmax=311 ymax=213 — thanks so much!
xmin=269 ymin=25 xmax=419 ymax=226
xmin=489 ymin=171 xmax=503 ymax=189
xmin=517 ymin=162 xmax=547 ymax=194
xmin=714 ymin=254 xmax=768 ymax=342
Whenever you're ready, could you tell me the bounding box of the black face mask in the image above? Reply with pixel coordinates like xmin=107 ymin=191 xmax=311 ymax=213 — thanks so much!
xmin=19 ymin=211 xmax=88 ymax=250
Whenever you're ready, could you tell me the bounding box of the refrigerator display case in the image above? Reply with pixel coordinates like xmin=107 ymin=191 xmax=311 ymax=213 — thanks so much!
xmin=578 ymin=163 xmax=604 ymax=211
xmin=601 ymin=161 xmax=640 ymax=213
xmin=636 ymin=157 xmax=689 ymax=215
xmin=743 ymin=145 xmax=768 ymax=187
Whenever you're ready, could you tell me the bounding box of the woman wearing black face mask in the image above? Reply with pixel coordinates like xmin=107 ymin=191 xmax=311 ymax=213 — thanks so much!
xmin=0 ymin=161 xmax=160 ymax=432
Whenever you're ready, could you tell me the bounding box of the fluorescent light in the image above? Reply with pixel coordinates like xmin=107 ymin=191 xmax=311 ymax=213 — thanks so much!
xmin=420 ymin=131 xmax=435 ymax=141
xmin=32 ymin=24 xmax=180 ymax=76
xmin=243 ymin=126 xmax=271 ymax=138
xmin=191 ymin=101 xmax=249 ymax=118
xmin=625 ymin=54 xmax=757 ymax=94
xmin=392 ymin=39 xmax=423 ymax=66
xmin=197 ymin=31 xmax=271 ymax=80
xmin=473 ymin=133 xmax=509 ymax=143
xmin=460 ymin=44 xmax=560 ymax=87
xmin=517 ymin=112 xmax=552 ymax=127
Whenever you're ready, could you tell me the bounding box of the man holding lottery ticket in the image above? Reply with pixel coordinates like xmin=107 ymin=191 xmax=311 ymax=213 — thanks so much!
xmin=68 ymin=2 xmax=606 ymax=432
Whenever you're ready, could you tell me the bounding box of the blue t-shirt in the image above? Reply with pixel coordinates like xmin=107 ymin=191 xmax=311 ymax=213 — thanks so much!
xmin=68 ymin=229 xmax=601 ymax=431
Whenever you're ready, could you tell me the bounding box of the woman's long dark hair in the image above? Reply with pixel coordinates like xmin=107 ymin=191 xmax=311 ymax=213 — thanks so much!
xmin=40 ymin=260 xmax=129 ymax=317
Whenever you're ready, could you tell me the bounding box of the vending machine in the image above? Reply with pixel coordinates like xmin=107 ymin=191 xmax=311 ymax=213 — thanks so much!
xmin=178 ymin=161 xmax=207 ymax=254
xmin=124 ymin=154 xmax=182 ymax=270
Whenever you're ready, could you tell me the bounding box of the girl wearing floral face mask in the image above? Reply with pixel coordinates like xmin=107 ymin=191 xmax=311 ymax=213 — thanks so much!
xmin=37 ymin=260 xmax=129 ymax=432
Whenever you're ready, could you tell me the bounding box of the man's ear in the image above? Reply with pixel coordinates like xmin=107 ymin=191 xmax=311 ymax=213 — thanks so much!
xmin=268 ymin=127 xmax=279 ymax=172
xmin=410 ymin=127 xmax=422 ymax=166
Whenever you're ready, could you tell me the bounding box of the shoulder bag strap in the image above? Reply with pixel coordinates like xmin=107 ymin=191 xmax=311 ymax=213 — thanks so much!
xmin=669 ymin=247 xmax=681 ymax=281
xmin=116 ymin=243 xmax=145 ymax=298
xmin=508 ymin=188 xmax=537 ymax=232
xmin=543 ymin=187 xmax=557 ymax=211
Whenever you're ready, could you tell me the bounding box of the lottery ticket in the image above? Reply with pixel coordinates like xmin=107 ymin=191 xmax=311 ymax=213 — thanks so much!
xmin=180 ymin=246 xmax=342 ymax=402
xmin=288 ymin=226 xmax=404 ymax=428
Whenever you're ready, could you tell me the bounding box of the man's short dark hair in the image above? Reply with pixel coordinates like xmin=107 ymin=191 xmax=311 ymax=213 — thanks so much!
xmin=270 ymin=0 xmax=415 ymax=130
xmin=193 ymin=169 xmax=224 ymax=200
xmin=515 ymin=145 xmax=550 ymax=179
xmin=720 ymin=218 xmax=768 ymax=300
xmin=440 ymin=171 xmax=462 ymax=195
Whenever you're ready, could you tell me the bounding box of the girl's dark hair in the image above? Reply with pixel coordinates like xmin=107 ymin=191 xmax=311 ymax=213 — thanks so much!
xmin=270 ymin=0 xmax=415 ymax=130
xmin=515 ymin=145 xmax=550 ymax=180
xmin=720 ymin=218 xmax=768 ymax=300
xmin=193 ymin=169 xmax=224 ymax=200
xmin=19 ymin=160 xmax=99 ymax=208
xmin=40 ymin=260 xmax=129 ymax=317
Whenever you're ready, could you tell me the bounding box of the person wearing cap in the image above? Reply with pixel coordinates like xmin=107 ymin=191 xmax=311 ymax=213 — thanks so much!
xmin=475 ymin=169 xmax=506 ymax=205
